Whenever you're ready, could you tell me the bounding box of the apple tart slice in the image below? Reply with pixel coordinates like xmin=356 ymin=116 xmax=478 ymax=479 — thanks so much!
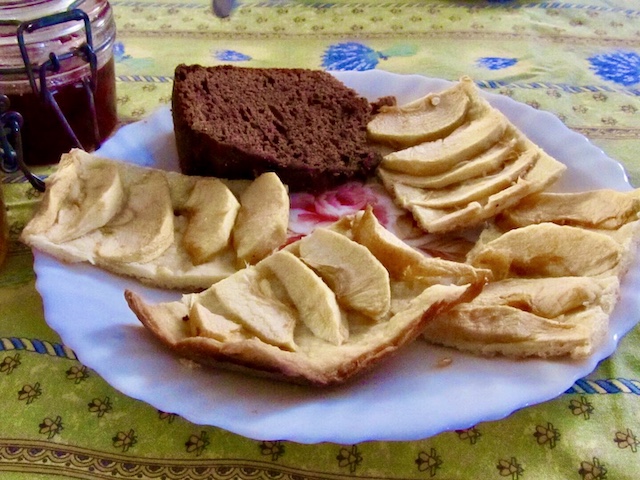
xmin=126 ymin=208 xmax=489 ymax=386
xmin=422 ymin=188 xmax=640 ymax=359
xmin=371 ymin=77 xmax=567 ymax=234
xmin=20 ymin=149 xmax=289 ymax=290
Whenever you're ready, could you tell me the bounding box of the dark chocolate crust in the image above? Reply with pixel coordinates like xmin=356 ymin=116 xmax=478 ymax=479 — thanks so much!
xmin=172 ymin=64 xmax=382 ymax=192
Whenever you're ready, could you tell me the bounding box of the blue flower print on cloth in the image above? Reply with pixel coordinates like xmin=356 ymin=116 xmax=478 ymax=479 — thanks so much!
xmin=477 ymin=57 xmax=518 ymax=70
xmin=322 ymin=42 xmax=384 ymax=71
xmin=112 ymin=41 xmax=154 ymax=69
xmin=113 ymin=41 xmax=130 ymax=62
xmin=321 ymin=42 xmax=416 ymax=71
xmin=588 ymin=51 xmax=640 ymax=86
xmin=213 ymin=50 xmax=252 ymax=62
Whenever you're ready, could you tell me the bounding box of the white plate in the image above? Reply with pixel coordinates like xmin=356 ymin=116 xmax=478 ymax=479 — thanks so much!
xmin=34 ymin=70 xmax=640 ymax=444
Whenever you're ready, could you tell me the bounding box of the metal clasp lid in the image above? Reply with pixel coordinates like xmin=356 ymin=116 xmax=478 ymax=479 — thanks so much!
xmin=17 ymin=8 xmax=101 ymax=152
xmin=0 ymin=95 xmax=46 ymax=192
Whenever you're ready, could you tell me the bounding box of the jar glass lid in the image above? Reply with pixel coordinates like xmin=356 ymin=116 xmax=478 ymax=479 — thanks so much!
xmin=0 ymin=0 xmax=114 ymax=74
xmin=0 ymin=1 xmax=85 ymax=22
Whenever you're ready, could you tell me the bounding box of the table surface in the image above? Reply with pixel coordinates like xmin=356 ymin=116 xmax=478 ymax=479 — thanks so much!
xmin=2 ymin=1 xmax=640 ymax=479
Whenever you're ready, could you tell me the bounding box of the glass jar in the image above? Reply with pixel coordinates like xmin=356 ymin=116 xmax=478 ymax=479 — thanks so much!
xmin=0 ymin=0 xmax=117 ymax=166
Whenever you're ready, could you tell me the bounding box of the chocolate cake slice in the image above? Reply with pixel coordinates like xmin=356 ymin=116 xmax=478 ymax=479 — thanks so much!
xmin=172 ymin=65 xmax=382 ymax=192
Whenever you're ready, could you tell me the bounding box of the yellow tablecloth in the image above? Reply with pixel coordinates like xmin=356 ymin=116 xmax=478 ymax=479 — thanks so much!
xmin=2 ymin=1 xmax=640 ymax=479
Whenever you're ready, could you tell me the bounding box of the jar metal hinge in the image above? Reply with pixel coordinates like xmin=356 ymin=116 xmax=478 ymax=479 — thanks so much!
xmin=17 ymin=9 xmax=102 ymax=153
xmin=0 ymin=95 xmax=46 ymax=192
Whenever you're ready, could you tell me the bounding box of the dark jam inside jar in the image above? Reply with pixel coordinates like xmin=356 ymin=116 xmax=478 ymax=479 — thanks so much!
xmin=1 ymin=0 xmax=118 ymax=167
xmin=5 ymin=56 xmax=117 ymax=166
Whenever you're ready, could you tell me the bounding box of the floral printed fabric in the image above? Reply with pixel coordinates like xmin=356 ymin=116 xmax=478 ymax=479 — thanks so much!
xmin=1 ymin=0 xmax=640 ymax=479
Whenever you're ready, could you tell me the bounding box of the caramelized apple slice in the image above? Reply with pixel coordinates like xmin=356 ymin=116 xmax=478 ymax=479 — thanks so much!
xmin=367 ymin=82 xmax=470 ymax=148
xmin=298 ymin=227 xmax=390 ymax=320
xmin=261 ymin=250 xmax=347 ymax=345
xmin=233 ymin=172 xmax=289 ymax=265
xmin=182 ymin=178 xmax=240 ymax=265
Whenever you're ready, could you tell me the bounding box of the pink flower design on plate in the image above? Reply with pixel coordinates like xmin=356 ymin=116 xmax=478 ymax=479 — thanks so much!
xmin=289 ymin=181 xmax=392 ymax=236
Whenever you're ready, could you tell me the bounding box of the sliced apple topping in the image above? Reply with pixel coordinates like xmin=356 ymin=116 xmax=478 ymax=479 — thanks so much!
xmin=233 ymin=172 xmax=289 ymax=265
xmin=97 ymin=170 xmax=174 ymax=264
xmin=188 ymin=301 xmax=247 ymax=342
xmin=367 ymin=82 xmax=470 ymax=148
xmin=351 ymin=207 xmax=486 ymax=285
xmin=382 ymin=108 xmax=507 ymax=176
xmin=497 ymin=189 xmax=640 ymax=230
xmin=378 ymin=138 xmax=517 ymax=190
xmin=182 ymin=178 xmax=240 ymax=265
xmin=208 ymin=266 xmax=298 ymax=351
xmin=298 ymin=227 xmax=391 ymax=320
xmin=261 ymin=250 xmax=347 ymax=345
xmin=47 ymin=160 xmax=125 ymax=244
xmin=395 ymin=148 xmax=538 ymax=210
xmin=21 ymin=150 xmax=126 ymax=245
xmin=467 ymin=223 xmax=623 ymax=280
